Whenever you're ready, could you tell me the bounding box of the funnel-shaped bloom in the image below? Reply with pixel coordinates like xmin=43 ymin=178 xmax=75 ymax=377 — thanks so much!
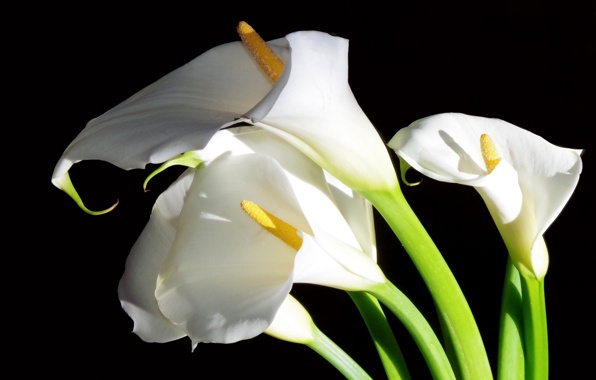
xmin=388 ymin=113 xmax=582 ymax=280
xmin=52 ymin=29 xmax=396 ymax=213
xmin=118 ymin=127 xmax=385 ymax=347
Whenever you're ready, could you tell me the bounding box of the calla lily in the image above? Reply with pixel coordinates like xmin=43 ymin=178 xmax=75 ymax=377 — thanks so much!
xmin=118 ymin=127 xmax=385 ymax=346
xmin=388 ymin=112 xmax=583 ymax=280
xmin=52 ymin=27 xmax=396 ymax=215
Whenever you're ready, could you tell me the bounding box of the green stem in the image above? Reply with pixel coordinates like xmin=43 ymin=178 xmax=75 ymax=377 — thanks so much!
xmin=497 ymin=258 xmax=525 ymax=380
xmin=435 ymin=302 xmax=462 ymax=378
xmin=348 ymin=291 xmax=411 ymax=380
xmin=362 ymin=186 xmax=493 ymax=380
xmin=520 ymin=275 xmax=548 ymax=380
xmin=369 ymin=281 xmax=456 ymax=380
xmin=306 ymin=323 xmax=373 ymax=380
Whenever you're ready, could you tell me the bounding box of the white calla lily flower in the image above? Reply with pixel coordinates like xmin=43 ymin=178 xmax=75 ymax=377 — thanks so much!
xmin=118 ymin=128 xmax=385 ymax=347
xmin=388 ymin=113 xmax=582 ymax=280
xmin=52 ymin=28 xmax=396 ymax=215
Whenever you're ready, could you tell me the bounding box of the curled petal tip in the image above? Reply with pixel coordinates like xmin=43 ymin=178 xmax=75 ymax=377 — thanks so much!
xmin=398 ymin=159 xmax=422 ymax=186
xmin=143 ymin=151 xmax=204 ymax=191
xmin=87 ymin=199 xmax=119 ymax=216
xmin=52 ymin=171 xmax=119 ymax=215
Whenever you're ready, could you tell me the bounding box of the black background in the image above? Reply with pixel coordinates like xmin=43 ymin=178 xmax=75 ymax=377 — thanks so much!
xmin=9 ymin=1 xmax=594 ymax=378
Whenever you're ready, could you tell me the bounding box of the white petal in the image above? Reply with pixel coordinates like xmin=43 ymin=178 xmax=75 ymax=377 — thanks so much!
xmin=215 ymin=127 xmax=369 ymax=253
xmin=205 ymin=127 xmax=379 ymax=284
xmin=52 ymin=38 xmax=289 ymax=182
xmin=323 ymin=172 xmax=377 ymax=260
xmin=293 ymin=231 xmax=385 ymax=290
xmin=475 ymin=160 xmax=523 ymax=224
xmin=117 ymin=169 xmax=195 ymax=343
xmin=155 ymin=153 xmax=308 ymax=344
xmin=247 ymin=31 xmax=397 ymax=192
xmin=388 ymin=113 xmax=488 ymax=184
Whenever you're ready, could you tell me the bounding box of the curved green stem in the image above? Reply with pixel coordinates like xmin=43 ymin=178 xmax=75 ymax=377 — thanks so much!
xmin=520 ymin=275 xmax=548 ymax=380
xmin=362 ymin=186 xmax=493 ymax=380
xmin=348 ymin=291 xmax=411 ymax=380
xmin=369 ymin=281 xmax=456 ymax=380
xmin=306 ymin=324 xmax=373 ymax=380
xmin=497 ymin=258 xmax=525 ymax=380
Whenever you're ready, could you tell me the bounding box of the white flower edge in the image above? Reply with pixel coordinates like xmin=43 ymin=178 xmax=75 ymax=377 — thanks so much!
xmin=388 ymin=113 xmax=583 ymax=279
